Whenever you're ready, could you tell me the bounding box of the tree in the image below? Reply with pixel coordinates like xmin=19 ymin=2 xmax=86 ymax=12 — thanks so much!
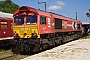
xmin=0 ymin=0 xmax=19 ymax=14
xmin=86 ymin=9 xmax=90 ymax=19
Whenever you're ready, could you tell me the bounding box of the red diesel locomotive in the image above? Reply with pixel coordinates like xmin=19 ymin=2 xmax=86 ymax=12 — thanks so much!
xmin=11 ymin=6 xmax=82 ymax=54
xmin=0 ymin=12 xmax=13 ymax=48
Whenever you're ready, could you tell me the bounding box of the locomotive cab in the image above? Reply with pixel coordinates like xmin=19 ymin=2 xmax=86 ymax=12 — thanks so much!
xmin=12 ymin=6 xmax=40 ymax=38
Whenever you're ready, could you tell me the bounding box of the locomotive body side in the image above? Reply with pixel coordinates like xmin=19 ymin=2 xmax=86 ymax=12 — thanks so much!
xmin=51 ymin=14 xmax=82 ymax=32
xmin=48 ymin=14 xmax=82 ymax=42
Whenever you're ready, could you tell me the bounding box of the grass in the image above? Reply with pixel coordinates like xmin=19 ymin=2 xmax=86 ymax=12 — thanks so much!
xmin=81 ymin=35 xmax=90 ymax=39
xmin=0 ymin=49 xmax=12 ymax=54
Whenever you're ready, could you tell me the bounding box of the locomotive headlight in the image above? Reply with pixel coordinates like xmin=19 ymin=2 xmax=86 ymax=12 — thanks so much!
xmin=14 ymin=31 xmax=19 ymax=38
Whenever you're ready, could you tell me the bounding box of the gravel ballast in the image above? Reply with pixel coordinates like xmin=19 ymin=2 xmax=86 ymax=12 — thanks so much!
xmin=21 ymin=38 xmax=90 ymax=60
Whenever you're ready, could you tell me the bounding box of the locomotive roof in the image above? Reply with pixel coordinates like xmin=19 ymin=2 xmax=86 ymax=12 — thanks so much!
xmin=15 ymin=6 xmax=81 ymax=22
xmin=0 ymin=11 xmax=13 ymax=18
xmin=36 ymin=9 xmax=79 ymax=21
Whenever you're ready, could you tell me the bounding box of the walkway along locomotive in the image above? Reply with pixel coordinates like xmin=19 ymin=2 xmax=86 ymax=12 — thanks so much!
xmin=11 ymin=6 xmax=82 ymax=54
xmin=0 ymin=12 xmax=13 ymax=48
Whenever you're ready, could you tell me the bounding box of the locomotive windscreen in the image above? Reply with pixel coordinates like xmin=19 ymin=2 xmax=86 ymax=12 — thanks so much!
xmin=14 ymin=16 xmax=24 ymax=25
xmin=26 ymin=15 xmax=37 ymax=24
xmin=54 ymin=18 xmax=62 ymax=29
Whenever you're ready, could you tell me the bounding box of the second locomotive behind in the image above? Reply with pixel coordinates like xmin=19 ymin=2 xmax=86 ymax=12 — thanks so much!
xmin=0 ymin=12 xmax=13 ymax=48
xmin=11 ymin=6 xmax=82 ymax=54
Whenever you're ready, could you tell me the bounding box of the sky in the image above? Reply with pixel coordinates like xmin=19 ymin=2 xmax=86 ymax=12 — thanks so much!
xmin=10 ymin=0 xmax=90 ymax=22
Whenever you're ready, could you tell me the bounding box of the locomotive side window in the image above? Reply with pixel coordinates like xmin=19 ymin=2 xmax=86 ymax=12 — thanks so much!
xmin=14 ymin=16 xmax=24 ymax=25
xmin=77 ymin=24 xmax=80 ymax=29
xmin=54 ymin=18 xmax=62 ymax=29
xmin=1 ymin=20 xmax=8 ymax=29
xmin=40 ymin=16 xmax=46 ymax=24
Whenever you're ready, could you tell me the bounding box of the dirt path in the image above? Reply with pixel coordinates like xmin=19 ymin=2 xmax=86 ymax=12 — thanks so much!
xmin=0 ymin=50 xmax=29 ymax=60
xmin=21 ymin=38 xmax=90 ymax=60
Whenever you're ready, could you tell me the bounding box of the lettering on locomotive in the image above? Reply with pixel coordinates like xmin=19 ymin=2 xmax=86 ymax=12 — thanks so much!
xmin=20 ymin=28 xmax=30 ymax=31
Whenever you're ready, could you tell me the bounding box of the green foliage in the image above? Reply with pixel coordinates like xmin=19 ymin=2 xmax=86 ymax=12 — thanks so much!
xmin=0 ymin=0 xmax=19 ymax=14
xmin=81 ymin=35 xmax=90 ymax=39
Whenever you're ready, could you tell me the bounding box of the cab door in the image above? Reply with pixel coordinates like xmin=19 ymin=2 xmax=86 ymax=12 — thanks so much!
xmin=39 ymin=15 xmax=53 ymax=34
